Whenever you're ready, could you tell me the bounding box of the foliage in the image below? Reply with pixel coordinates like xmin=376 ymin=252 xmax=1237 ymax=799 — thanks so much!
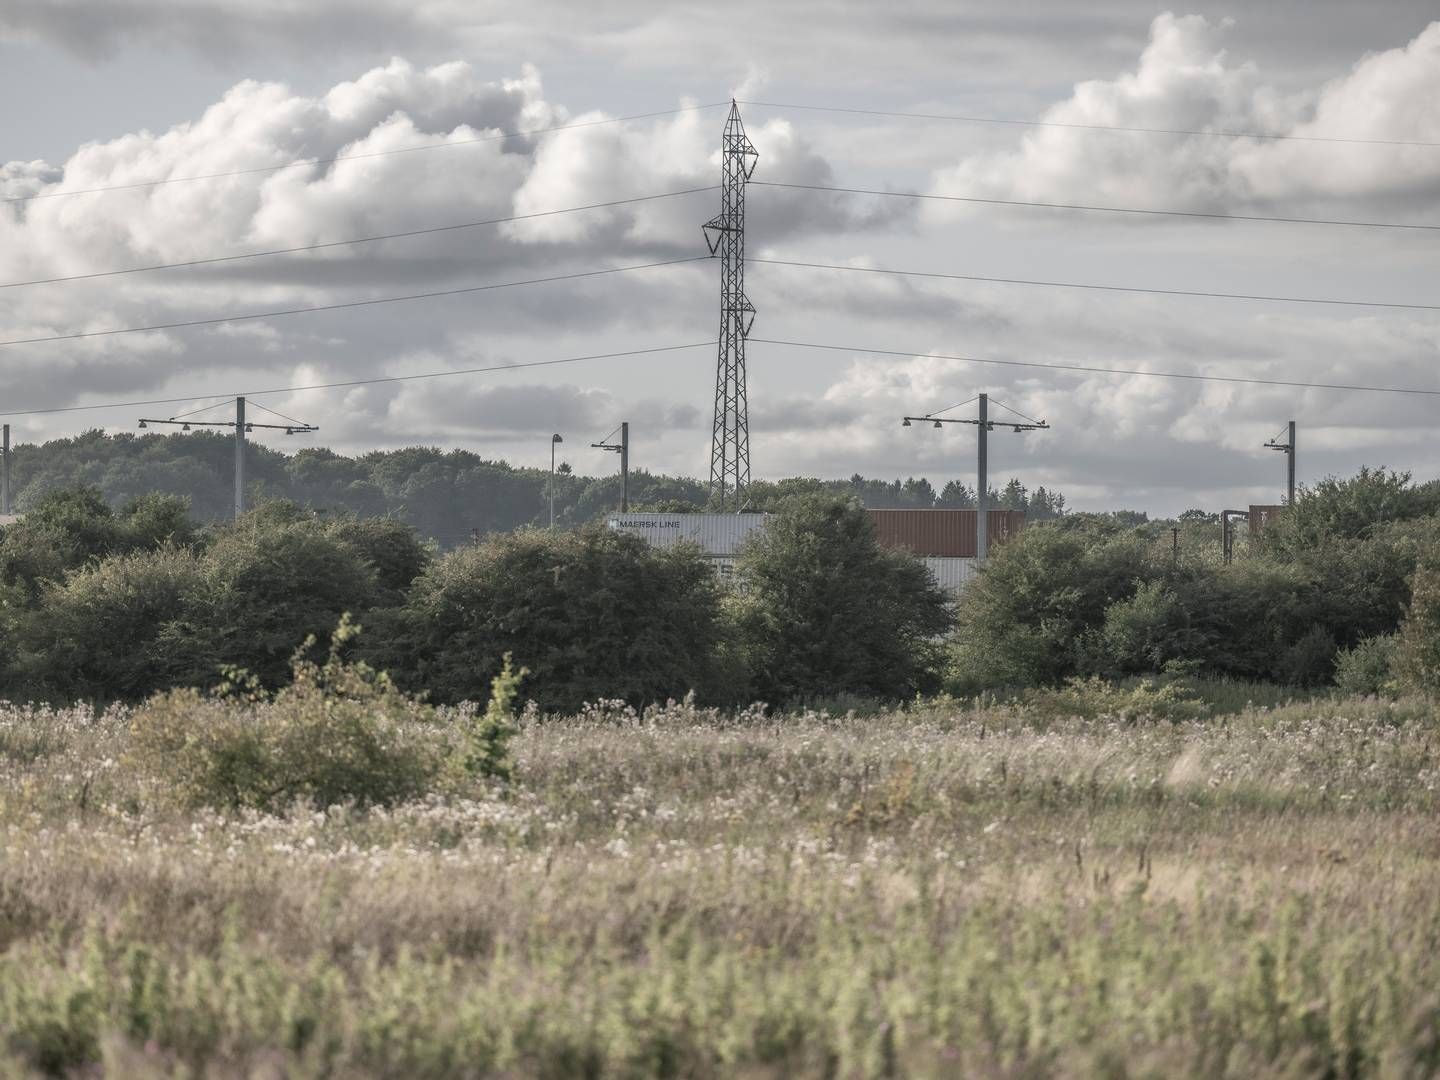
xmin=1012 ymin=673 xmax=1211 ymax=722
xmin=12 ymin=547 xmax=207 ymax=701
xmin=1262 ymin=466 xmax=1440 ymax=558
xmin=1394 ymin=548 xmax=1440 ymax=695
xmin=0 ymin=487 xmax=195 ymax=601
xmin=452 ymin=653 xmax=524 ymax=782
xmin=1334 ymin=634 xmax=1399 ymax=697
xmin=3 ymin=429 xmax=1067 ymax=545
xmin=732 ymin=495 xmax=953 ymax=701
xmin=394 ymin=526 xmax=727 ymax=711
xmin=128 ymin=617 xmax=448 ymax=811
xmin=949 ymin=522 xmax=1153 ymax=692
xmin=186 ymin=510 xmax=381 ymax=688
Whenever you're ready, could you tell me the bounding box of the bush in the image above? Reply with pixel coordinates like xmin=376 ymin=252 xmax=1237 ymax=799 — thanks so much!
xmin=1015 ymin=674 xmax=1210 ymax=723
xmin=1262 ymin=467 xmax=1440 ymax=558
xmin=1088 ymin=580 xmax=1201 ymax=676
xmin=1333 ymin=635 xmax=1398 ymax=697
xmin=1394 ymin=550 xmax=1440 ymax=695
xmin=11 ymin=547 xmax=207 ymax=701
xmin=128 ymin=617 xmax=516 ymax=811
xmin=395 ymin=526 xmax=726 ymax=711
xmin=731 ymin=495 xmax=953 ymax=702
xmin=186 ymin=511 xmax=378 ymax=687
xmin=949 ymin=524 xmax=1154 ymax=693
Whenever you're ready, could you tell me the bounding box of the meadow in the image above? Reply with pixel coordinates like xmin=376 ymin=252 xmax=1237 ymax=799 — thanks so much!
xmin=2 ymin=689 xmax=1438 ymax=1077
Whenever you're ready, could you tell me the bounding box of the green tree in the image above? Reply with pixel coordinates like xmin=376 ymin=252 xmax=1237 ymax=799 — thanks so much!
xmin=394 ymin=526 xmax=727 ymax=710
xmin=731 ymin=495 xmax=953 ymax=702
xmin=1394 ymin=548 xmax=1440 ymax=695
xmin=936 ymin=480 xmax=975 ymax=509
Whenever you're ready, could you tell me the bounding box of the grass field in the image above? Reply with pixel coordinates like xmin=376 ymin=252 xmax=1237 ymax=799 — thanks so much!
xmin=2 ymin=692 xmax=1439 ymax=1077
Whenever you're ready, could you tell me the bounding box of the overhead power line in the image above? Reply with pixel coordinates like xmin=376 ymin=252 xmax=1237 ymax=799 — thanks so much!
xmin=753 ymin=181 xmax=1440 ymax=232
xmin=0 ymin=342 xmax=715 ymax=419
xmin=751 ymin=337 xmax=1440 ymax=398
xmin=0 ymin=187 xmax=718 ymax=290
xmin=748 ymin=256 xmax=1440 ymax=312
xmin=0 ymin=256 xmax=708 ymax=347
xmin=738 ymin=100 xmax=1440 ymax=148
xmin=4 ymin=102 xmax=727 ymax=205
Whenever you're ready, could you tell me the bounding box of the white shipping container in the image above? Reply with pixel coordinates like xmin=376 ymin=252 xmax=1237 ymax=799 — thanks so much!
xmin=606 ymin=513 xmax=769 ymax=556
xmin=922 ymin=556 xmax=978 ymax=594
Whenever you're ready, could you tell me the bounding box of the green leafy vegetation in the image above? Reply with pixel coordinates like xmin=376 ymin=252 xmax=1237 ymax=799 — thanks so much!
xmin=0 ymin=429 xmax=1059 ymax=541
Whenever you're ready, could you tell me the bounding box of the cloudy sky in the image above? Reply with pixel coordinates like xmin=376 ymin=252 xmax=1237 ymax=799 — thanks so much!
xmin=3 ymin=1 xmax=1440 ymax=514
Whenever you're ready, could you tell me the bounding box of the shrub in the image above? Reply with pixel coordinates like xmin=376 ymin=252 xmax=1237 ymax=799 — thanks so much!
xmin=187 ymin=512 xmax=378 ymax=687
xmin=1262 ymin=467 xmax=1440 ymax=558
xmin=1333 ymin=635 xmax=1398 ymax=697
xmin=129 ymin=617 xmax=455 ymax=811
xmin=1016 ymin=674 xmax=1210 ymax=723
xmin=731 ymin=495 xmax=953 ymax=702
xmin=12 ymin=547 xmax=207 ymax=701
xmin=1394 ymin=551 xmax=1440 ymax=696
xmin=395 ymin=526 xmax=726 ymax=711
xmin=1088 ymin=580 xmax=1200 ymax=676
xmin=949 ymin=524 xmax=1154 ymax=693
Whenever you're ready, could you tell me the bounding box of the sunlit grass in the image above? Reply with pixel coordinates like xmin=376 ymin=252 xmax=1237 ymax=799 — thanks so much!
xmin=0 ymin=692 xmax=1436 ymax=1075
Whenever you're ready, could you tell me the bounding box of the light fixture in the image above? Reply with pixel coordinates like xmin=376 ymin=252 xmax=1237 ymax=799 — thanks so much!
xmin=138 ymin=420 xmax=147 ymax=429
xmin=901 ymin=418 xmax=911 ymax=427
xmin=932 ymin=420 xmax=942 ymax=429
xmin=182 ymin=423 xmax=191 ymax=431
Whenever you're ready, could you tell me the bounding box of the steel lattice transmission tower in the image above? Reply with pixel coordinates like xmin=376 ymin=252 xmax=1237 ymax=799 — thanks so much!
xmin=703 ymin=101 xmax=758 ymax=511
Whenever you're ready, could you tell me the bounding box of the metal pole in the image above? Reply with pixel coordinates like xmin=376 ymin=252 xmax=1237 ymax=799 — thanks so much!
xmin=1287 ymin=419 xmax=1296 ymax=505
xmin=550 ymin=438 xmax=556 ymax=530
xmin=620 ymin=421 xmax=630 ymax=513
xmin=1 ymin=424 xmax=9 ymax=517
xmin=234 ymin=397 xmax=246 ymax=519
xmin=977 ymin=393 xmax=989 ymax=562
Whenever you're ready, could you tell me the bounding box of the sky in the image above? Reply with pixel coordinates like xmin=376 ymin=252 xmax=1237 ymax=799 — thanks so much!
xmin=2 ymin=1 xmax=1440 ymax=516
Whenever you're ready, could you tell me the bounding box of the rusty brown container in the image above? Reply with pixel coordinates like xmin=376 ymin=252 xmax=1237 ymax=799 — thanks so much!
xmin=866 ymin=509 xmax=1025 ymax=557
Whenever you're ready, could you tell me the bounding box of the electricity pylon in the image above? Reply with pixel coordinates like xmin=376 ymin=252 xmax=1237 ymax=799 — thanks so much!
xmin=703 ymin=101 xmax=758 ymax=512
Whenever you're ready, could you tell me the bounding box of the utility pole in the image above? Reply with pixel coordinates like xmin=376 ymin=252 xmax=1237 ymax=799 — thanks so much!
xmin=704 ymin=101 xmax=758 ymax=512
xmin=1265 ymin=420 xmax=1297 ymax=505
xmin=977 ymin=394 xmax=989 ymax=564
xmin=903 ymin=394 xmax=1049 ymax=562
xmin=139 ymin=398 xmax=317 ymax=520
xmin=235 ymin=397 xmax=246 ymax=518
xmin=1 ymin=424 xmax=10 ymax=517
xmin=592 ymin=421 xmax=630 ymax=513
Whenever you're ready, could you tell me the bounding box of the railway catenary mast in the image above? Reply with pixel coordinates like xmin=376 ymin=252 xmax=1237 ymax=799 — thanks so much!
xmin=703 ymin=101 xmax=758 ymax=512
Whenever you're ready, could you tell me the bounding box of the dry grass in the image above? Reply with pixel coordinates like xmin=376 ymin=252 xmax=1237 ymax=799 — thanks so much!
xmin=0 ymin=693 xmax=1438 ymax=1076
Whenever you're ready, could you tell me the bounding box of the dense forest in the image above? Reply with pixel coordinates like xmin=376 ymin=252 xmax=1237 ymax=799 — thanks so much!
xmin=1 ymin=430 xmax=1066 ymax=543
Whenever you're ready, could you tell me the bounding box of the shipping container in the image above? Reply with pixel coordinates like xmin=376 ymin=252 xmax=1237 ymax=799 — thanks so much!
xmin=867 ymin=509 xmax=1025 ymax=557
xmin=606 ymin=513 xmax=769 ymax=556
xmin=921 ymin=556 xmax=978 ymax=594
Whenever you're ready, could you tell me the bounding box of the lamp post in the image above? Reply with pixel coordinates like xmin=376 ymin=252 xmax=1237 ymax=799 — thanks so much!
xmin=902 ymin=393 xmax=1049 ymax=562
xmin=549 ymin=433 xmax=564 ymax=530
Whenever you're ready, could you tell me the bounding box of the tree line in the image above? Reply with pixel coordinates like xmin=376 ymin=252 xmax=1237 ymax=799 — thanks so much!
xmin=1 ymin=430 xmax=1067 ymax=543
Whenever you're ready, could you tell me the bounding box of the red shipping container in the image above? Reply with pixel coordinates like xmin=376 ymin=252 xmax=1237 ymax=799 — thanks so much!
xmin=866 ymin=509 xmax=1025 ymax=557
